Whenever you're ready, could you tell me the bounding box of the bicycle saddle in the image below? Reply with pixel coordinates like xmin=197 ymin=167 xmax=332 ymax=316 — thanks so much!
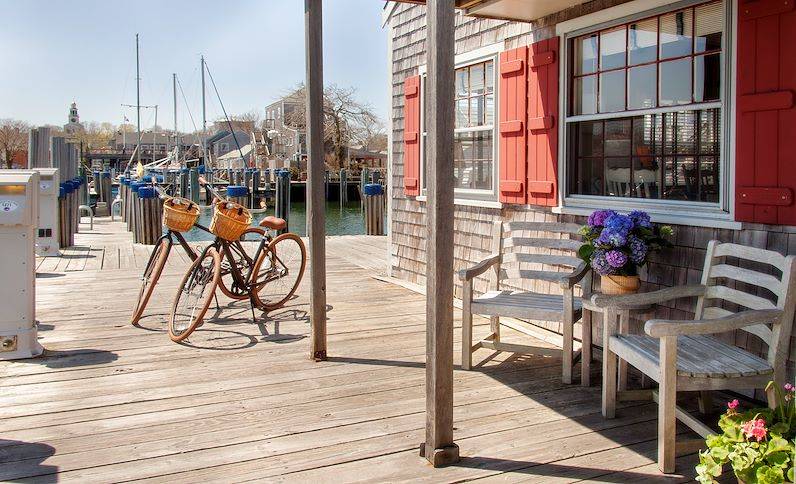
xmin=258 ymin=216 xmax=287 ymax=230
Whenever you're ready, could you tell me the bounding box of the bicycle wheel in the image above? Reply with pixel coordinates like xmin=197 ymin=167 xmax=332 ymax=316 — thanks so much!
xmin=217 ymin=227 xmax=266 ymax=300
xmin=131 ymin=235 xmax=171 ymax=325
xmin=251 ymin=232 xmax=307 ymax=310
xmin=169 ymin=246 xmax=221 ymax=342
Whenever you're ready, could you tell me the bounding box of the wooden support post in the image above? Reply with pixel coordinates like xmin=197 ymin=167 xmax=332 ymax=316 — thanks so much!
xmin=419 ymin=0 xmax=459 ymax=468
xmin=305 ymin=0 xmax=327 ymax=361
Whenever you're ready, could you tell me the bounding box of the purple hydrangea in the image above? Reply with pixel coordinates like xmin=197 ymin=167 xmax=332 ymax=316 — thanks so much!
xmin=590 ymin=249 xmax=612 ymax=276
xmin=629 ymin=210 xmax=652 ymax=229
xmin=628 ymin=235 xmax=647 ymax=264
xmin=604 ymin=213 xmax=634 ymax=234
xmin=597 ymin=228 xmax=627 ymax=247
xmin=605 ymin=250 xmax=628 ymax=268
xmin=587 ymin=209 xmax=616 ymax=228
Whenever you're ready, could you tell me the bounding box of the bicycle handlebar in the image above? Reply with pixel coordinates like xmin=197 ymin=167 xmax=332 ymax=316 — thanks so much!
xmin=197 ymin=176 xmax=225 ymax=203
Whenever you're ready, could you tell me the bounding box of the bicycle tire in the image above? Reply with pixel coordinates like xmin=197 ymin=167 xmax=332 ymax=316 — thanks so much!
xmin=250 ymin=232 xmax=307 ymax=310
xmin=169 ymin=246 xmax=221 ymax=342
xmin=217 ymin=227 xmax=266 ymax=300
xmin=131 ymin=236 xmax=171 ymax=325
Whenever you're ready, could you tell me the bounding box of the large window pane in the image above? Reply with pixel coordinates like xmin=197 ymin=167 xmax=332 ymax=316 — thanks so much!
xmin=633 ymin=157 xmax=661 ymax=198
xmin=694 ymin=53 xmax=721 ymax=102
xmin=485 ymin=61 xmax=494 ymax=92
xmin=578 ymin=121 xmax=603 ymax=157
xmin=575 ymin=34 xmax=598 ymax=75
xmin=605 ymin=118 xmax=632 ymax=156
xmin=628 ymin=18 xmax=658 ymax=65
xmin=699 ymin=109 xmax=720 ymax=154
xmin=663 ymin=156 xmax=698 ymax=200
xmin=660 ymin=9 xmax=693 ymax=59
xmin=484 ymin=94 xmax=494 ymax=126
xmin=456 ymin=69 xmax=468 ymax=97
xmin=570 ymin=158 xmax=604 ymax=195
xmin=470 ymin=63 xmax=485 ymax=95
xmin=599 ymin=70 xmax=626 ymax=113
xmin=600 ymin=26 xmax=627 ymax=70
xmin=628 ymin=64 xmax=657 ymax=109
xmin=606 ymin=158 xmax=632 ymax=196
xmin=632 ymin=114 xmax=660 ymax=156
xmin=695 ymin=2 xmax=723 ymax=53
xmin=454 ymin=131 xmax=492 ymax=190
xmin=455 ymin=98 xmax=469 ymax=128
xmin=660 ymin=58 xmax=692 ymax=105
xmin=700 ymin=156 xmax=719 ymax=202
xmin=470 ymin=97 xmax=484 ymax=126
xmin=573 ymin=75 xmax=597 ymax=115
xmin=675 ymin=111 xmax=697 ymax=154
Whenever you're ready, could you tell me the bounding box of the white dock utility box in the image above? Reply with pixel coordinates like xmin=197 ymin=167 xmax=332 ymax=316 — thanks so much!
xmin=0 ymin=171 xmax=43 ymax=359
xmin=30 ymin=168 xmax=60 ymax=256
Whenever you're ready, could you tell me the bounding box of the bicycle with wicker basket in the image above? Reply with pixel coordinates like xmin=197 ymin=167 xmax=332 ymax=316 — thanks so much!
xmin=167 ymin=185 xmax=306 ymax=342
xmin=130 ymin=182 xmax=306 ymax=343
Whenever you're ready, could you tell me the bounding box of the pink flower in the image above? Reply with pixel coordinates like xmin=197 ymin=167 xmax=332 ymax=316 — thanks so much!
xmin=785 ymin=383 xmax=794 ymax=392
xmin=727 ymin=399 xmax=739 ymax=409
xmin=741 ymin=418 xmax=768 ymax=442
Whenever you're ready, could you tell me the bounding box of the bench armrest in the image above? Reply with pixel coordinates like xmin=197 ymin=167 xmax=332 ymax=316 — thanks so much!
xmin=458 ymin=254 xmax=500 ymax=281
xmin=559 ymin=262 xmax=589 ymax=290
xmin=645 ymin=309 xmax=784 ymax=337
xmin=591 ymin=285 xmax=706 ymax=310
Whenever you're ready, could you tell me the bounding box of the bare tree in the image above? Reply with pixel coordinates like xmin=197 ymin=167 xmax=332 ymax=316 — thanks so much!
xmin=0 ymin=119 xmax=30 ymax=168
xmin=286 ymin=84 xmax=382 ymax=169
xmin=72 ymin=121 xmax=116 ymax=151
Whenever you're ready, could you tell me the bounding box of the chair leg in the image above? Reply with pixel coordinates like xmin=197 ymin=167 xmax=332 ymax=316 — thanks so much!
xmin=461 ymin=287 xmax=473 ymax=371
xmin=602 ymin=310 xmax=618 ymax=419
xmin=698 ymin=391 xmax=713 ymax=415
xmin=617 ymin=310 xmax=630 ymax=391
xmin=581 ymin=310 xmax=592 ymax=387
xmin=490 ymin=316 xmax=500 ymax=342
xmin=562 ymin=320 xmax=573 ymax=385
xmin=658 ymin=336 xmax=677 ymax=474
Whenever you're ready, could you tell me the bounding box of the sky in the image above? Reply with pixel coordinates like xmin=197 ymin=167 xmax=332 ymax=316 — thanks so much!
xmin=0 ymin=0 xmax=389 ymax=130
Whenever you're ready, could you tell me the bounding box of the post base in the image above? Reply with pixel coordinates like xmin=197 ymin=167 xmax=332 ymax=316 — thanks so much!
xmin=419 ymin=442 xmax=460 ymax=467
xmin=311 ymin=350 xmax=327 ymax=361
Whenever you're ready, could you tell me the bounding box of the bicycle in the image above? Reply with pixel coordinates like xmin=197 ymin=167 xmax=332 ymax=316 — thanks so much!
xmin=167 ymin=182 xmax=306 ymax=342
xmin=130 ymin=191 xmax=267 ymax=325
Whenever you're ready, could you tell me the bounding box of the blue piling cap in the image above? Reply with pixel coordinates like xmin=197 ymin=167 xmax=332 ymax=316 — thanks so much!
xmin=156 ymin=175 xmax=164 ymax=183
xmin=364 ymin=183 xmax=383 ymax=196
xmin=66 ymin=180 xmax=78 ymax=191
xmin=120 ymin=178 xmax=129 ymax=186
xmin=73 ymin=177 xmax=82 ymax=185
xmin=61 ymin=182 xmax=73 ymax=194
xmin=102 ymin=171 xmax=111 ymax=178
xmin=130 ymin=182 xmax=145 ymax=191
xmin=137 ymin=186 xmax=157 ymax=199
xmin=59 ymin=186 xmax=65 ymax=198
xmin=197 ymin=165 xmax=206 ymax=174
xmin=226 ymin=185 xmax=248 ymax=197
xmin=180 ymin=168 xmax=189 ymax=174
xmin=277 ymin=170 xmax=290 ymax=178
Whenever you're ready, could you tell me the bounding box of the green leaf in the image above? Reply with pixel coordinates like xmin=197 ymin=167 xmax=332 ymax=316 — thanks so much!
xmin=577 ymin=244 xmax=594 ymax=262
xmin=756 ymin=464 xmax=784 ymax=484
xmin=710 ymin=446 xmax=730 ymax=461
xmin=765 ymin=451 xmax=789 ymax=467
xmin=787 ymin=465 xmax=794 ymax=482
xmin=765 ymin=436 xmax=790 ymax=454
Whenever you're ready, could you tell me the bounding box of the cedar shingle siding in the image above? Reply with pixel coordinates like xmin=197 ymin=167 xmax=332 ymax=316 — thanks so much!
xmin=388 ymin=2 xmax=796 ymax=383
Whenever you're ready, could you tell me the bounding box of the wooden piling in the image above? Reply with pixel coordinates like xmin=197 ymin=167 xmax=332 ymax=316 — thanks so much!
xmin=363 ymin=184 xmax=385 ymax=236
xmin=275 ymin=170 xmax=290 ymax=234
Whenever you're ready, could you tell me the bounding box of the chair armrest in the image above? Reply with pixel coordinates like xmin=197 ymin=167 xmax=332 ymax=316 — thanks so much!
xmin=559 ymin=262 xmax=589 ymax=290
xmin=645 ymin=309 xmax=784 ymax=337
xmin=591 ymin=285 xmax=706 ymax=310
xmin=458 ymin=254 xmax=500 ymax=281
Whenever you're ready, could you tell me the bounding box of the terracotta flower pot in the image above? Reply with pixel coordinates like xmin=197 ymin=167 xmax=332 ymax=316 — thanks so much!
xmin=601 ymin=275 xmax=640 ymax=295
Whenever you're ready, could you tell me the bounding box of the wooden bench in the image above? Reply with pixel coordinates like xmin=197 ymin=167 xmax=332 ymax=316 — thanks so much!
xmin=459 ymin=220 xmax=591 ymax=384
xmin=593 ymin=240 xmax=796 ymax=473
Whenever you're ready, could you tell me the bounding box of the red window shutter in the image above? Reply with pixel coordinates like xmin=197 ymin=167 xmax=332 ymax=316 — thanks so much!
xmin=499 ymin=46 xmax=528 ymax=204
xmin=526 ymin=37 xmax=559 ymax=207
xmin=403 ymin=75 xmax=421 ymax=197
xmin=735 ymin=0 xmax=796 ymax=224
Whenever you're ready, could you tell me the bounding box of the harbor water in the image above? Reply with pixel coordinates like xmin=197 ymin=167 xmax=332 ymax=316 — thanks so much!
xmin=182 ymin=200 xmax=380 ymax=241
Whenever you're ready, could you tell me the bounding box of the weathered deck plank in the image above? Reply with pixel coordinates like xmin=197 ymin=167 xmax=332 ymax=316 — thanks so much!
xmin=0 ymin=219 xmax=705 ymax=482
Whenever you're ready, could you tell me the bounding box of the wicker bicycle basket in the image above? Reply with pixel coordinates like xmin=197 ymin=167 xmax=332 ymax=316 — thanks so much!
xmin=162 ymin=197 xmax=200 ymax=232
xmin=210 ymin=200 xmax=252 ymax=241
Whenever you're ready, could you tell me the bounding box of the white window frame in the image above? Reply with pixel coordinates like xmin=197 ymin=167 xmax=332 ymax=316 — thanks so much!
xmin=555 ymin=0 xmax=740 ymax=229
xmin=417 ymin=42 xmax=503 ymax=207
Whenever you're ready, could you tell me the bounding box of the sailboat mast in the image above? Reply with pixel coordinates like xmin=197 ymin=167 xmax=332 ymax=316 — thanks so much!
xmin=135 ymin=34 xmax=141 ymax=169
xmin=201 ymin=55 xmax=207 ymax=166
xmin=173 ymin=73 xmax=179 ymax=164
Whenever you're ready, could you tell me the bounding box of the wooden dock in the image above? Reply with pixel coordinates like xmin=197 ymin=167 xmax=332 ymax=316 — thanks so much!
xmin=0 ymin=219 xmax=713 ymax=482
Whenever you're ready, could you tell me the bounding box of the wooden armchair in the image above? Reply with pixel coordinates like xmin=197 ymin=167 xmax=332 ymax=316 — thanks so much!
xmin=460 ymin=220 xmax=592 ymax=384
xmin=593 ymin=241 xmax=796 ymax=473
